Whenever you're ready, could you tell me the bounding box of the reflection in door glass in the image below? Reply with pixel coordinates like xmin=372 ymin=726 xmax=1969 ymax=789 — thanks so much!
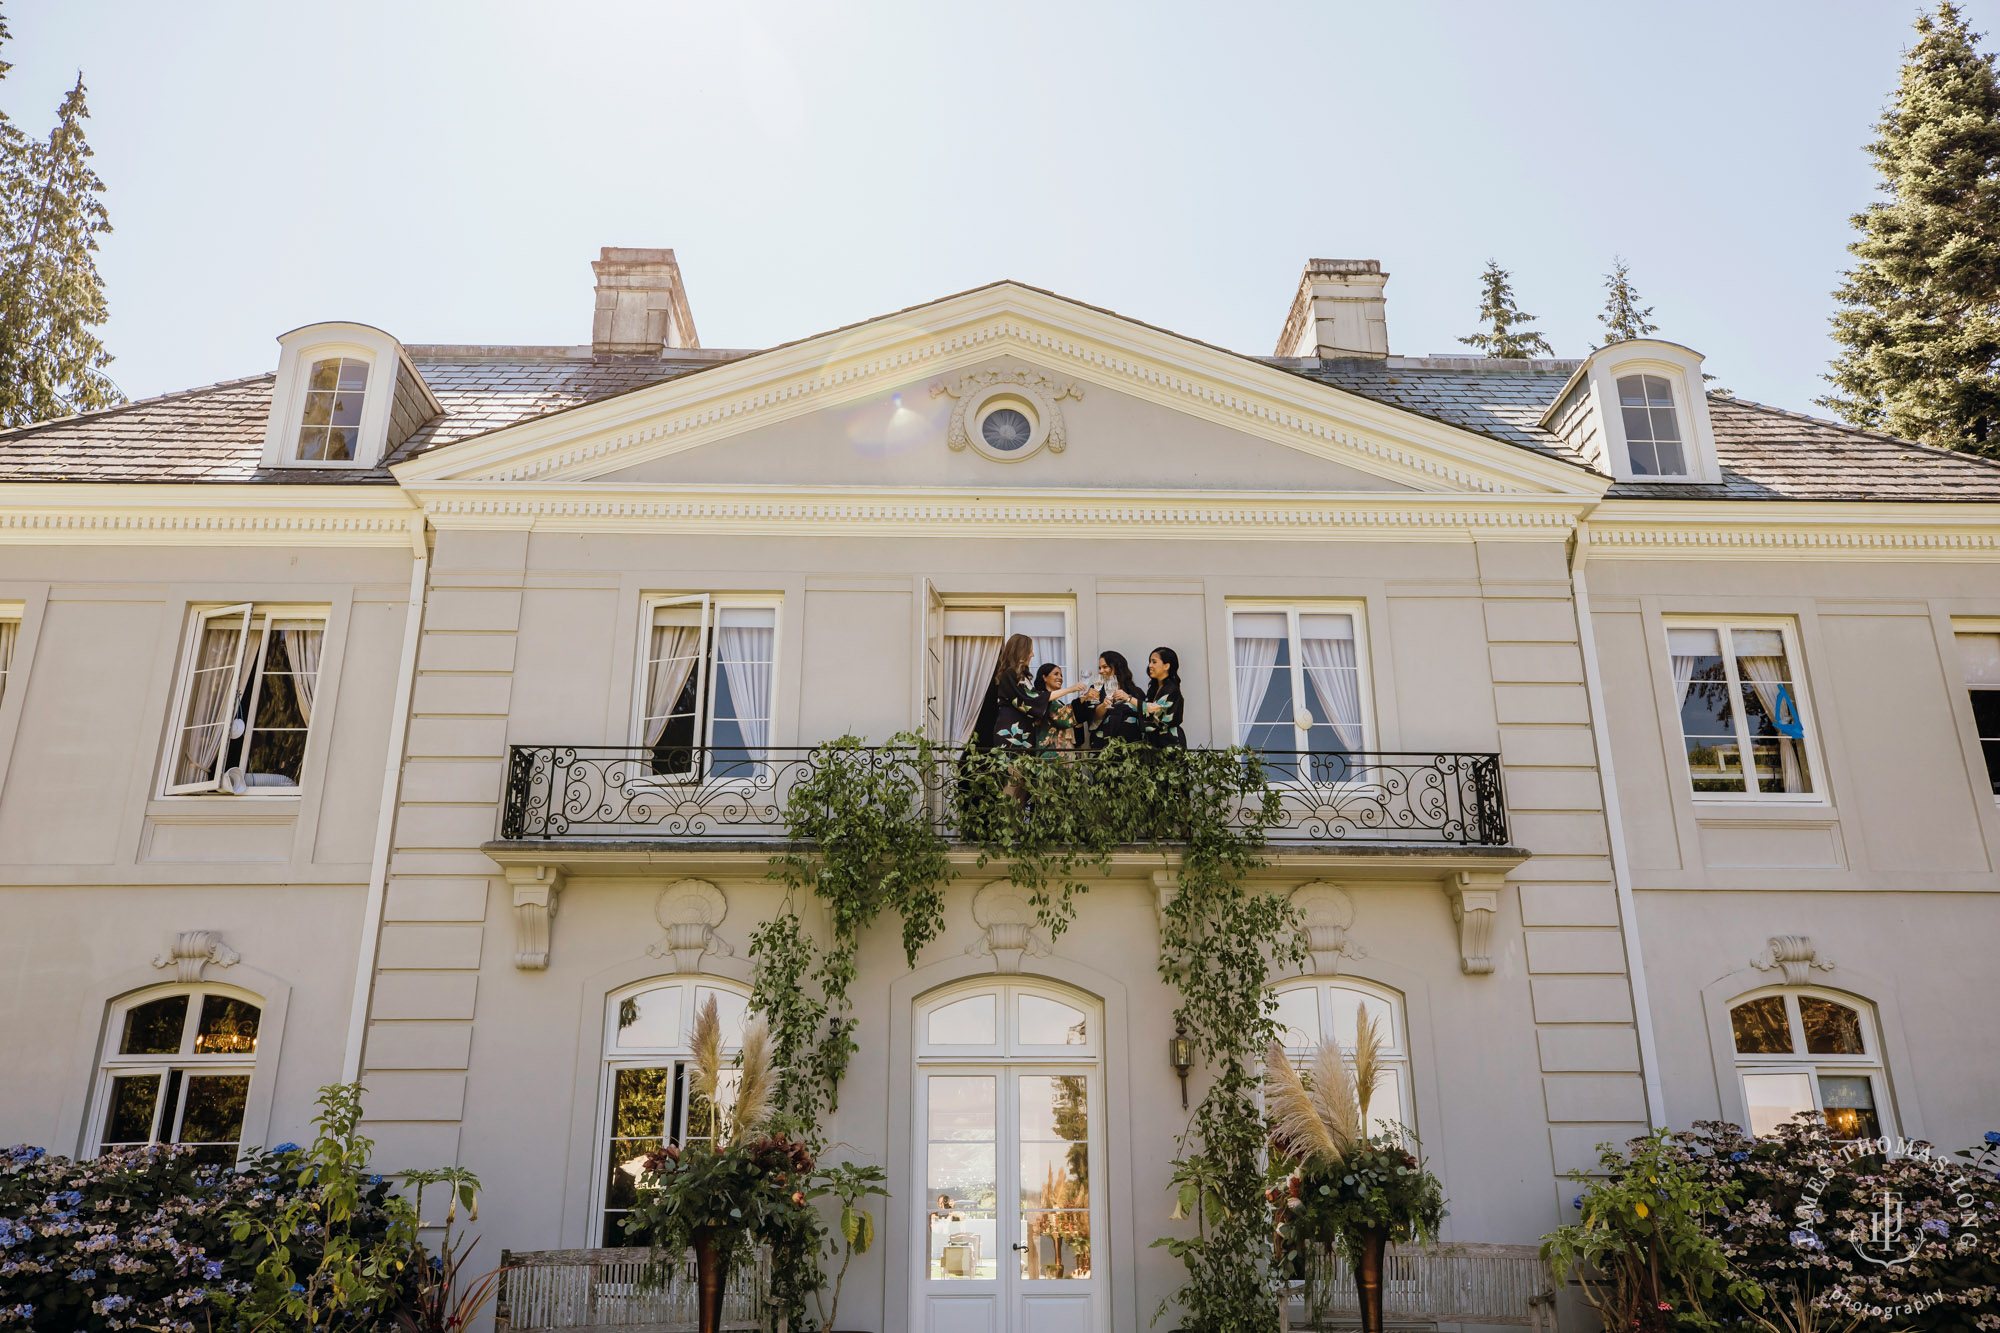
xmin=1018 ymin=994 xmax=1087 ymax=1046
xmin=1017 ymin=1074 xmax=1089 ymax=1279
xmin=928 ymin=1076 xmax=997 ymax=1280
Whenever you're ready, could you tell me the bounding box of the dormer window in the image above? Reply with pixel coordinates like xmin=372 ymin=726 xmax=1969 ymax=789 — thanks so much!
xmin=295 ymin=357 xmax=370 ymax=461
xmin=1617 ymin=373 xmax=1685 ymax=476
xmin=1540 ymin=339 xmax=1720 ymax=485
xmin=259 ymin=322 xmax=440 ymax=470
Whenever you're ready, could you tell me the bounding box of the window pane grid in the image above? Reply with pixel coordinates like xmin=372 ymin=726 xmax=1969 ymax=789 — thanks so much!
xmin=97 ymin=988 xmax=260 ymax=1161
xmin=1230 ymin=606 xmax=1368 ymax=772
xmin=1671 ymin=623 xmax=1814 ymax=799
xmin=295 ymin=356 xmax=368 ymax=462
xmin=1730 ymin=992 xmax=1886 ymax=1141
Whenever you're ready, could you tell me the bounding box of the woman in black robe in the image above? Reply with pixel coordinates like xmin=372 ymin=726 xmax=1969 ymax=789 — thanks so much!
xmin=1080 ymin=650 xmax=1145 ymax=750
xmin=1140 ymin=645 xmax=1187 ymax=749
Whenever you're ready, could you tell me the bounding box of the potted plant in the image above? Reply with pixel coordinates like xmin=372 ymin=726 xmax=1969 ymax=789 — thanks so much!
xmin=625 ymin=996 xmax=816 ymax=1333
xmin=1263 ymin=1004 xmax=1445 ymax=1333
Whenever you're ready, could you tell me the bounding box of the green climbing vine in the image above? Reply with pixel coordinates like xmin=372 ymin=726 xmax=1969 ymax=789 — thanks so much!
xmin=747 ymin=735 xmax=1298 ymax=1333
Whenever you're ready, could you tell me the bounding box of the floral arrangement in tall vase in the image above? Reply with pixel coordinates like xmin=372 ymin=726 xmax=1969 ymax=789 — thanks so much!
xmin=625 ymin=995 xmax=818 ymax=1333
xmin=1264 ymin=1004 xmax=1446 ymax=1333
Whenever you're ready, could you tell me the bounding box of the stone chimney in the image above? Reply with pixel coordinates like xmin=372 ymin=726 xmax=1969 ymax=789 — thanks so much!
xmin=591 ymin=247 xmax=700 ymax=355
xmin=1276 ymin=258 xmax=1389 ymax=360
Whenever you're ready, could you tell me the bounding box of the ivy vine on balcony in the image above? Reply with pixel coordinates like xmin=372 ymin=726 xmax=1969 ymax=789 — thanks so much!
xmin=746 ymin=733 xmax=1300 ymax=1332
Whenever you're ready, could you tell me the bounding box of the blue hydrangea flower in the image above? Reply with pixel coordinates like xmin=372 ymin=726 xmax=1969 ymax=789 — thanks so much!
xmin=1730 ymin=1152 xmax=1749 ymax=1162
xmin=272 ymin=1142 xmax=300 ymax=1154
xmin=368 ymin=1174 xmax=384 ymax=1185
xmin=1788 ymin=1229 xmax=1825 ymax=1251
xmin=1986 ymin=1131 xmax=2000 ymax=1145
xmin=204 ymin=1259 xmax=225 ymax=1279
xmin=1922 ymin=1218 xmax=1949 ymax=1237
xmin=290 ymin=1283 xmax=306 ymax=1294
xmin=69 ymin=1267 xmax=97 ymax=1281
xmin=1571 ymin=1195 xmax=1584 ymax=1209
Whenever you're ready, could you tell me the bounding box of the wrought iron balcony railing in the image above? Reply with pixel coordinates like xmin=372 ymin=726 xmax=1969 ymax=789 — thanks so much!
xmin=498 ymin=745 xmax=1508 ymax=847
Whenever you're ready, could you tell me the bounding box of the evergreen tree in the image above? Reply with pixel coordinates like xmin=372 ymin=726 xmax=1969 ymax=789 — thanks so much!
xmin=1821 ymin=3 xmax=2000 ymax=455
xmin=0 ymin=38 xmax=121 ymax=429
xmin=1459 ymin=260 xmax=1554 ymax=360
xmin=1599 ymin=257 xmax=1658 ymax=344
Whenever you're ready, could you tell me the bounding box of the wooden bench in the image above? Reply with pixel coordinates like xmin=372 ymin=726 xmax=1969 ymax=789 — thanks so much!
xmin=494 ymin=1246 xmax=782 ymax=1333
xmin=1281 ymin=1242 xmax=1557 ymax=1331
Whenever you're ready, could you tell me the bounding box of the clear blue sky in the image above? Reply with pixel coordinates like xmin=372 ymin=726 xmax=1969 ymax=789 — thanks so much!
xmin=6 ymin=1 xmax=1987 ymax=415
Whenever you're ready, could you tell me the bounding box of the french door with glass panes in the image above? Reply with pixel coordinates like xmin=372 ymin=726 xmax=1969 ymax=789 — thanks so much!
xmin=918 ymin=1066 xmax=1103 ymax=1333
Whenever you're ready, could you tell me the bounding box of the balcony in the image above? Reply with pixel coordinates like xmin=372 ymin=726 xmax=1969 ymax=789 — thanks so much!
xmin=483 ymin=744 xmax=1523 ymax=976
xmin=498 ymin=744 xmax=1509 ymax=846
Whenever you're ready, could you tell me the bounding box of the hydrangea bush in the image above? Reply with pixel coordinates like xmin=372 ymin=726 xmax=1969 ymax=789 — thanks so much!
xmin=0 ymin=1138 xmax=404 ymax=1332
xmin=1551 ymin=1120 xmax=2000 ymax=1333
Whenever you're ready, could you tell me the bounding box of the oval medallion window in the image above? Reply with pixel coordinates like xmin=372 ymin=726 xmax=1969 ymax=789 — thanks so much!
xmin=980 ymin=407 xmax=1033 ymax=452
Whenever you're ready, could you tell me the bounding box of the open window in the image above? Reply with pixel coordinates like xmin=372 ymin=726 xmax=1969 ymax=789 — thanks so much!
xmin=161 ymin=604 xmax=326 ymax=796
xmin=928 ymin=601 xmax=1075 ymax=746
xmin=635 ymin=595 xmax=779 ymax=778
xmin=597 ymin=978 xmax=750 ymax=1245
xmin=1954 ymin=625 xmax=2000 ymax=799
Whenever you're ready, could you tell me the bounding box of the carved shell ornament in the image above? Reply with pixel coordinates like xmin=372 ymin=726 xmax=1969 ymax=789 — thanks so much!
xmin=932 ymin=369 xmax=1083 ymax=462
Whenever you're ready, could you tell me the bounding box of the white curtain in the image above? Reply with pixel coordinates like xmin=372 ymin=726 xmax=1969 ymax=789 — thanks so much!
xmin=1030 ymin=636 xmax=1065 ymax=678
xmin=643 ymin=625 xmax=702 ymax=747
xmin=1232 ymin=632 xmax=1282 ymax=745
xmin=0 ymin=620 xmax=14 ymax=710
xmin=944 ymin=636 xmax=1002 ymax=745
xmin=175 ymin=623 xmax=244 ymax=787
xmin=1737 ymin=653 xmax=1807 ymax=792
xmin=1300 ymin=632 xmax=1363 ymax=751
xmin=717 ymin=623 xmax=774 ymax=753
xmin=282 ymin=625 xmax=323 ymax=723
xmin=1671 ymin=652 xmax=1701 ymax=707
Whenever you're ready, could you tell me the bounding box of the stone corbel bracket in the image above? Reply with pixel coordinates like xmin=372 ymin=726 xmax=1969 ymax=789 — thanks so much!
xmin=153 ymin=931 xmax=240 ymax=984
xmin=506 ymin=865 xmax=564 ymax=970
xmin=1751 ymin=934 xmax=1834 ymax=985
xmin=1444 ymin=871 xmax=1504 ymax=976
xmin=648 ymin=879 xmax=734 ymax=973
xmin=968 ymin=881 xmax=1051 ymax=975
xmin=1291 ymin=881 xmax=1367 ymax=976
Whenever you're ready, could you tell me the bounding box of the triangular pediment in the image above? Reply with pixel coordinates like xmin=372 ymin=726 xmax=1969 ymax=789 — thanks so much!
xmin=392 ymin=282 xmax=1601 ymax=499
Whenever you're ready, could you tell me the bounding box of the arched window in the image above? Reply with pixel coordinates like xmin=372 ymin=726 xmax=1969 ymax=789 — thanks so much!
xmin=596 ymin=977 xmax=751 ymax=1246
xmin=90 ymin=985 xmax=262 ymax=1163
xmin=1615 ymin=373 xmax=1686 ymax=476
xmin=1270 ymin=977 xmax=1412 ymax=1139
xmin=1729 ymin=988 xmax=1888 ymax=1139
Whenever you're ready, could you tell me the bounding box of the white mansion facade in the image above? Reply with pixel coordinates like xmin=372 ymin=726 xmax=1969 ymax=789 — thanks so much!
xmin=3 ymin=250 xmax=1999 ymax=1333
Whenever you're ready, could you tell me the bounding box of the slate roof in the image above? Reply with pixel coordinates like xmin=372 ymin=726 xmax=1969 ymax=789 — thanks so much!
xmin=4 ymin=332 xmax=2000 ymax=503
xmin=0 ymin=350 xmax=719 ymax=484
xmin=1284 ymin=356 xmax=2000 ymax=502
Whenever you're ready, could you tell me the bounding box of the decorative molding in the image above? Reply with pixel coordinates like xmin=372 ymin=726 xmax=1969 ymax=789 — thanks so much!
xmin=967 ymin=881 xmax=1051 ymax=975
xmin=647 ymin=878 xmax=733 ymax=973
xmin=0 ymin=485 xmax=420 ymax=547
xmin=152 ymin=930 xmax=240 ymax=984
xmin=1588 ymin=503 xmax=2000 ymax=562
xmin=390 ymin=286 xmax=1597 ymax=496
xmin=1291 ymin=881 xmax=1367 ymax=976
xmin=933 ymin=367 xmax=1083 ymax=462
xmin=1152 ymin=870 xmax=1178 ymax=932
xmin=1750 ymin=934 xmax=1835 ymax=985
xmin=506 ymin=864 xmax=565 ymax=970
xmin=1443 ymin=871 xmax=1504 ymax=976
xmin=412 ymin=483 xmax=1587 ymax=543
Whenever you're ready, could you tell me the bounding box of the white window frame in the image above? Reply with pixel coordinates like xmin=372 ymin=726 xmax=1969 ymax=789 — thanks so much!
xmin=157 ymin=603 xmax=328 ymax=798
xmin=1269 ymin=976 xmax=1413 ymax=1140
xmin=1225 ymin=601 xmax=1375 ymax=761
xmin=917 ymin=981 xmax=1102 ymax=1061
xmin=630 ymin=593 xmax=783 ymax=770
xmin=259 ymin=322 xmax=417 ymax=470
xmin=938 ymin=601 xmax=1077 ymax=684
xmin=1952 ymin=618 xmax=2000 ymax=806
xmin=86 ymin=982 xmax=263 ymax=1160
xmin=1571 ymin=341 xmax=1721 ymax=485
xmin=1609 ymin=368 xmax=1693 ymax=480
xmin=1727 ymin=986 xmax=1892 ymax=1140
xmin=0 ymin=600 xmax=23 ymax=713
xmin=593 ymin=977 xmax=751 ymax=1246
xmin=1664 ymin=616 xmax=1825 ymax=804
